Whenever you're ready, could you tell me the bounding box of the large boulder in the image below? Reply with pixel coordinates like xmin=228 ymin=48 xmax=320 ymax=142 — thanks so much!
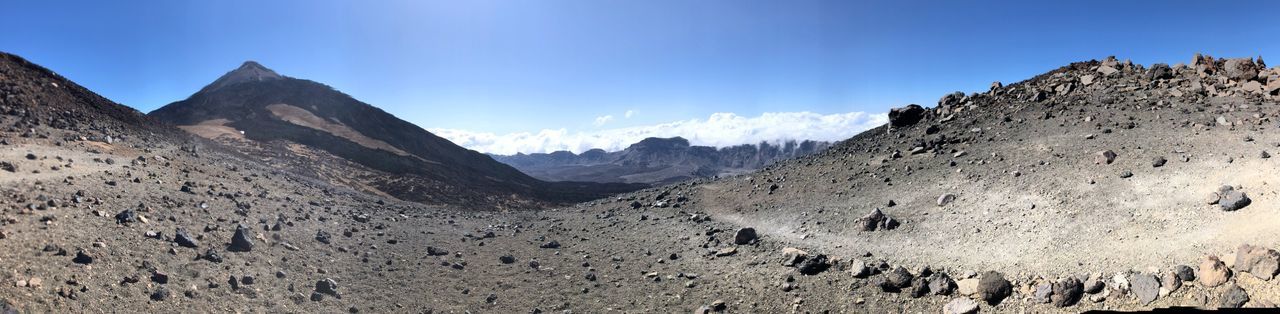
xmin=1147 ymin=63 xmax=1173 ymax=81
xmin=888 ymin=104 xmax=926 ymax=127
xmin=1222 ymin=58 xmax=1260 ymax=82
xmin=1233 ymin=244 xmax=1280 ymax=280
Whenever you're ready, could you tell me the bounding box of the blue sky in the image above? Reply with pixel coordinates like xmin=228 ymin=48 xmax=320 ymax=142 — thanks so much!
xmin=2 ymin=1 xmax=1279 ymax=153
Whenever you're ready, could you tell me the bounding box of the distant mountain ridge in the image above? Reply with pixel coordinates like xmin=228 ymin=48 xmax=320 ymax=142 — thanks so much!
xmin=150 ymin=61 xmax=642 ymax=208
xmin=492 ymin=137 xmax=830 ymax=185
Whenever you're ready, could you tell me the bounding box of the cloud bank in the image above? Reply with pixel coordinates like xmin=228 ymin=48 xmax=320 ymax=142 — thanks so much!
xmin=431 ymin=111 xmax=887 ymax=155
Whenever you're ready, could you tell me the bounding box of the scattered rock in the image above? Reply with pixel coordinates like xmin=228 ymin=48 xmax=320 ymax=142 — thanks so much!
xmin=1221 ymin=284 xmax=1249 ymax=308
xmin=976 ymin=271 xmax=1012 ymax=305
xmin=937 ymin=194 xmax=957 ymax=206
xmin=1218 ymin=187 xmax=1251 ymax=211
xmin=856 ymin=208 xmax=899 ymax=231
xmin=1095 ymin=150 xmax=1117 ymax=165
xmin=928 ymin=274 xmax=956 ymax=296
xmin=733 ymin=228 xmax=757 ymax=245
xmin=150 ymin=287 xmax=171 ymax=301
xmin=1130 ymin=273 xmax=1160 ymax=304
xmin=315 ymin=278 xmax=339 ymax=297
xmin=499 ymin=255 xmax=516 ymax=264
xmin=228 ymin=225 xmax=254 ymax=252
xmin=72 ymin=251 xmax=93 ymax=264
xmin=879 ymin=266 xmax=913 ymax=292
xmin=1174 ymin=265 xmax=1195 ymax=282
xmin=174 ymin=228 xmax=198 ymax=248
xmin=539 ymin=240 xmax=561 ymax=249
xmin=315 ymin=230 xmax=332 ymax=244
xmin=1233 ymin=244 xmax=1280 ymax=280
xmin=943 ymin=298 xmax=980 ymax=314
xmin=1151 ymin=156 xmax=1166 ymax=167
xmin=1051 ymin=277 xmax=1083 ymax=307
xmin=794 ymin=254 xmax=830 ymax=275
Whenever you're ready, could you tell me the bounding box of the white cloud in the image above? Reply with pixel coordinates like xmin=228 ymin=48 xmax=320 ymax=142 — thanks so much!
xmin=624 ymin=110 xmax=636 ymax=118
xmin=593 ymin=115 xmax=614 ymax=127
xmin=431 ymin=111 xmax=888 ymax=155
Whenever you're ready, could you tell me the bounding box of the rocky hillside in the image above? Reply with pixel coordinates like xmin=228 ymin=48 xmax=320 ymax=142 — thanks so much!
xmin=149 ymin=62 xmax=642 ymax=209
xmin=492 ymin=137 xmax=830 ymax=185
xmin=7 ymin=51 xmax=1280 ymax=313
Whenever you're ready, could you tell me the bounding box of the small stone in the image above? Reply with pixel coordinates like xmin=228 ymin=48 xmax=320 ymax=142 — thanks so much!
xmin=1119 ymin=170 xmax=1133 ymax=178
xmin=150 ymin=287 xmax=171 ymax=301
xmin=937 ymin=194 xmax=957 ymax=206
xmin=715 ymin=247 xmax=737 ymax=257
xmin=1152 ymin=156 xmax=1167 ymax=167
xmin=72 ymin=251 xmax=93 ymax=264
xmin=1032 ymin=283 xmax=1052 ymax=304
xmin=539 ymin=240 xmax=561 ymax=249
xmin=1095 ymin=150 xmax=1117 ymax=165
xmin=315 ymin=230 xmax=332 ymax=244
xmin=1160 ymin=271 xmax=1181 ymax=293
xmin=499 ymin=255 xmax=516 ymax=264
xmin=1174 ymin=265 xmax=1195 ymax=281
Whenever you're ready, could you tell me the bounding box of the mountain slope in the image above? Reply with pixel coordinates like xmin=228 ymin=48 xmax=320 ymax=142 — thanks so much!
xmin=492 ymin=137 xmax=830 ymax=184
xmin=150 ymin=62 xmax=641 ymax=208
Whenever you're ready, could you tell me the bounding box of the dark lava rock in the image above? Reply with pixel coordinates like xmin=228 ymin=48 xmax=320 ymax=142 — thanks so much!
xmin=1152 ymin=156 xmax=1167 ymax=167
xmin=426 ymin=246 xmax=448 ymax=256
xmin=1130 ymin=273 xmax=1160 ymax=304
xmin=228 ymin=225 xmax=254 ymax=252
xmin=315 ymin=278 xmax=339 ymax=296
xmin=908 ymin=278 xmax=930 ymax=298
xmin=174 ymin=228 xmax=198 ymax=248
xmin=72 ymin=251 xmax=93 ymax=264
xmin=889 ymin=104 xmax=926 ymax=127
xmin=795 ymin=254 xmax=830 ymax=275
xmin=1175 ymin=265 xmax=1196 ymax=281
xmin=928 ymin=274 xmax=955 ymax=295
xmin=883 ymin=266 xmax=914 ymax=291
xmin=1221 ymin=284 xmax=1249 ymax=308
xmin=1148 ymin=63 xmax=1173 ymax=81
xmin=1219 ymin=188 xmax=1251 ymax=211
xmin=150 ymin=287 xmax=171 ymax=301
xmin=539 ymin=240 xmax=561 ymax=249
xmin=115 ymin=209 xmax=138 ymax=224
xmin=1051 ymin=277 xmax=1083 ymax=307
xmin=1082 ymin=278 xmax=1105 ymax=294
xmin=733 ymin=227 xmax=757 ymax=245
xmin=1119 ymin=170 xmax=1133 ymax=178
xmin=976 ymin=271 xmax=1012 ymax=305
xmin=499 ymin=255 xmax=516 ymax=264
xmin=202 ymin=249 xmax=224 ymax=263
xmin=857 ymin=208 xmax=899 ymax=231
xmin=315 ymin=230 xmax=332 ymax=244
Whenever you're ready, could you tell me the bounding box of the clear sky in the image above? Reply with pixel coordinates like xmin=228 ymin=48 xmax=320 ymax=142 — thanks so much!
xmin=2 ymin=1 xmax=1278 ymax=153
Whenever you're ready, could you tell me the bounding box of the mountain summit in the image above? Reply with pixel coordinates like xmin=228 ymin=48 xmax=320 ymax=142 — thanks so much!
xmin=197 ymin=60 xmax=283 ymax=93
xmin=151 ymin=61 xmax=641 ymax=208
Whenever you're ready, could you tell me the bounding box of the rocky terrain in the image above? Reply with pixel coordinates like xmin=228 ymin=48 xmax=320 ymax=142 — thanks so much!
xmin=149 ymin=61 xmax=643 ymax=209
xmin=4 ymin=50 xmax=1280 ymax=314
xmin=492 ymin=137 xmax=829 ymax=185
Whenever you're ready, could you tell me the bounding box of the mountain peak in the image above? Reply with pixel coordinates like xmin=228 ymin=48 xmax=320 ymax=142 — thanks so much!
xmin=197 ymin=60 xmax=283 ymax=93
